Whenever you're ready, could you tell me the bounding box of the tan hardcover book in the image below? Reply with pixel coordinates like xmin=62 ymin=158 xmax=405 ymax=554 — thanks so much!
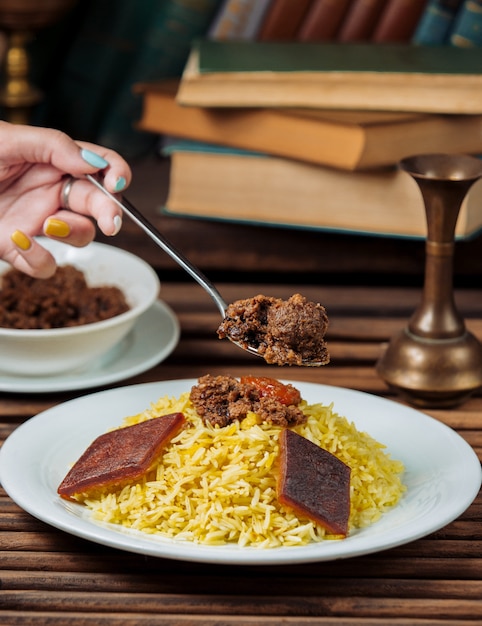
xmin=163 ymin=142 xmax=482 ymax=239
xmin=176 ymin=40 xmax=482 ymax=114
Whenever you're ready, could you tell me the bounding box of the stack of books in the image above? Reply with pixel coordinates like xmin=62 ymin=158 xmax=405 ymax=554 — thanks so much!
xmin=135 ymin=34 xmax=482 ymax=239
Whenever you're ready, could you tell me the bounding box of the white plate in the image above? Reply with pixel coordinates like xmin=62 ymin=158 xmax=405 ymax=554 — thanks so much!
xmin=1 ymin=380 xmax=480 ymax=565
xmin=0 ymin=301 xmax=179 ymax=393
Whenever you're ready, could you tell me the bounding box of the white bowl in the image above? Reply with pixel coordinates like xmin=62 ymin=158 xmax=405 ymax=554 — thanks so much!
xmin=0 ymin=238 xmax=160 ymax=376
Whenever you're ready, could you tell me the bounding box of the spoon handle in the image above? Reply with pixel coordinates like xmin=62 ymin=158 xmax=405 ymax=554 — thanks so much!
xmin=86 ymin=174 xmax=228 ymax=317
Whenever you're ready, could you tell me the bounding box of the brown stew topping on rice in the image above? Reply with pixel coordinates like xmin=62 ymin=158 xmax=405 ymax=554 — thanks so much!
xmin=190 ymin=374 xmax=306 ymax=428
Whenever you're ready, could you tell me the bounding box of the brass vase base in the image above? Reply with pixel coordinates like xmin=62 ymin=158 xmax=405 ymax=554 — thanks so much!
xmin=377 ymin=328 xmax=482 ymax=408
xmin=376 ymin=153 xmax=482 ymax=409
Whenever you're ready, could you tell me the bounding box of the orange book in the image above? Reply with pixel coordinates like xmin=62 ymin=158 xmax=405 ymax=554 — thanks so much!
xmin=136 ymin=80 xmax=482 ymax=171
xmin=372 ymin=0 xmax=429 ymax=41
xmin=297 ymin=0 xmax=354 ymax=40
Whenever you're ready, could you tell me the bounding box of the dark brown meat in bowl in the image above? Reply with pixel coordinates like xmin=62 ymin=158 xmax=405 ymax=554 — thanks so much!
xmin=0 ymin=265 xmax=129 ymax=329
xmin=217 ymin=293 xmax=330 ymax=366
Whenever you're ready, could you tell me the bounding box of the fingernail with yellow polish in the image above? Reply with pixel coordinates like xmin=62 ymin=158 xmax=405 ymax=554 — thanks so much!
xmin=44 ymin=218 xmax=71 ymax=238
xmin=11 ymin=230 xmax=31 ymax=251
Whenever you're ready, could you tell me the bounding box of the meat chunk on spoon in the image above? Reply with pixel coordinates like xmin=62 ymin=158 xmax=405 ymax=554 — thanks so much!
xmin=217 ymin=293 xmax=330 ymax=366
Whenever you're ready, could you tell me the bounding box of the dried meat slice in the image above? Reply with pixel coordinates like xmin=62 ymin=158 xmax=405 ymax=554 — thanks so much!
xmin=277 ymin=428 xmax=351 ymax=536
xmin=58 ymin=412 xmax=186 ymax=501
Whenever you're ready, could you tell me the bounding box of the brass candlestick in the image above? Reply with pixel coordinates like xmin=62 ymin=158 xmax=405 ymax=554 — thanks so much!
xmin=376 ymin=153 xmax=482 ymax=408
xmin=0 ymin=0 xmax=76 ymax=124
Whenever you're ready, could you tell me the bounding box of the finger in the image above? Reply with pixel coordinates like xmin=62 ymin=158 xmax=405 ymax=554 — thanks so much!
xmin=8 ymin=231 xmax=56 ymax=278
xmin=43 ymin=211 xmax=96 ymax=246
xmin=58 ymin=177 xmax=123 ymax=236
xmin=77 ymin=141 xmax=132 ymax=192
xmin=0 ymin=123 xmax=131 ymax=188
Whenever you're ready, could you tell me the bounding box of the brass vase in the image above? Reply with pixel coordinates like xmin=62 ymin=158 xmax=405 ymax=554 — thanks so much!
xmin=376 ymin=153 xmax=482 ymax=408
xmin=0 ymin=0 xmax=76 ymax=124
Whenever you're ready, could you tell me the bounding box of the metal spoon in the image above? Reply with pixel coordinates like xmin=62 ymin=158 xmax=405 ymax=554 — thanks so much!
xmin=86 ymin=175 xmax=261 ymax=354
xmin=86 ymin=175 xmax=324 ymax=366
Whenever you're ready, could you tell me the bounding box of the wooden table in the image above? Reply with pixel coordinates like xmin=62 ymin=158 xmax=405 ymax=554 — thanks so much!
xmin=1 ymin=275 xmax=482 ymax=625
xmin=2 ymin=154 xmax=482 ymax=623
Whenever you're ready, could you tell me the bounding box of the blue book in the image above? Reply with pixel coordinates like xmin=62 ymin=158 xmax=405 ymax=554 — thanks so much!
xmin=449 ymin=0 xmax=482 ymax=46
xmin=412 ymin=0 xmax=465 ymax=44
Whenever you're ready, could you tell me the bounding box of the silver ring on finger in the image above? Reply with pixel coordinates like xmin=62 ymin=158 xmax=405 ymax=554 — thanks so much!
xmin=60 ymin=176 xmax=77 ymax=210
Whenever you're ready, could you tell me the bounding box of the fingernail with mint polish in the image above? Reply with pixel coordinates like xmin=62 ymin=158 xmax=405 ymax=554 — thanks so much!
xmin=113 ymin=176 xmax=126 ymax=193
xmin=81 ymin=149 xmax=109 ymax=169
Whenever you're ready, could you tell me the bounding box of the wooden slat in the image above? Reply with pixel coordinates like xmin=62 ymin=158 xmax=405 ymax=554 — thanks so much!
xmin=2 ymin=590 xmax=482 ymax=620
xmin=2 ymin=570 xmax=482 ymax=598
xmin=0 ymin=613 xmax=451 ymax=625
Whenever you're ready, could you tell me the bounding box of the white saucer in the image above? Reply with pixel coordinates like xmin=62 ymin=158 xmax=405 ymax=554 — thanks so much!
xmin=0 ymin=300 xmax=180 ymax=393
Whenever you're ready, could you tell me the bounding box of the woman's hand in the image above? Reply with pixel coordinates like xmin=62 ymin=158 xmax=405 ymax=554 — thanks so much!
xmin=0 ymin=122 xmax=132 ymax=278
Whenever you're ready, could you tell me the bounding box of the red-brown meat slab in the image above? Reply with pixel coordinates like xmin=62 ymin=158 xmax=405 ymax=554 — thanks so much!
xmin=278 ymin=428 xmax=351 ymax=536
xmin=58 ymin=412 xmax=186 ymax=501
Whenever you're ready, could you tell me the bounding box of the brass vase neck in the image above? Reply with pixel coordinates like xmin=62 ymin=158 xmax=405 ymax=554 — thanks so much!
xmin=377 ymin=153 xmax=482 ymax=408
xmin=401 ymin=155 xmax=482 ymax=341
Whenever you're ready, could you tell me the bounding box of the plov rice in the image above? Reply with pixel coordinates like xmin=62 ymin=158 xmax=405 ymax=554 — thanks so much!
xmin=75 ymin=390 xmax=406 ymax=548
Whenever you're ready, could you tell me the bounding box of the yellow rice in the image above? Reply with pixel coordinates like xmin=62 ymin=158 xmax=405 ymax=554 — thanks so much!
xmin=79 ymin=392 xmax=406 ymax=548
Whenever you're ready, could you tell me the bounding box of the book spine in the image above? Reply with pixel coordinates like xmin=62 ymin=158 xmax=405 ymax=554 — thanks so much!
xmin=208 ymin=0 xmax=273 ymax=39
xmin=257 ymin=0 xmax=313 ymax=41
xmin=96 ymin=0 xmax=222 ymax=158
xmin=297 ymin=0 xmax=355 ymax=41
xmin=372 ymin=0 xmax=430 ymax=42
xmin=337 ymin=0 xmax=387 ymax=41
xmin=449 ymin=0 xmax=482 ymax=46
xmin=412 ymin=0 xmax=464 ymax=43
